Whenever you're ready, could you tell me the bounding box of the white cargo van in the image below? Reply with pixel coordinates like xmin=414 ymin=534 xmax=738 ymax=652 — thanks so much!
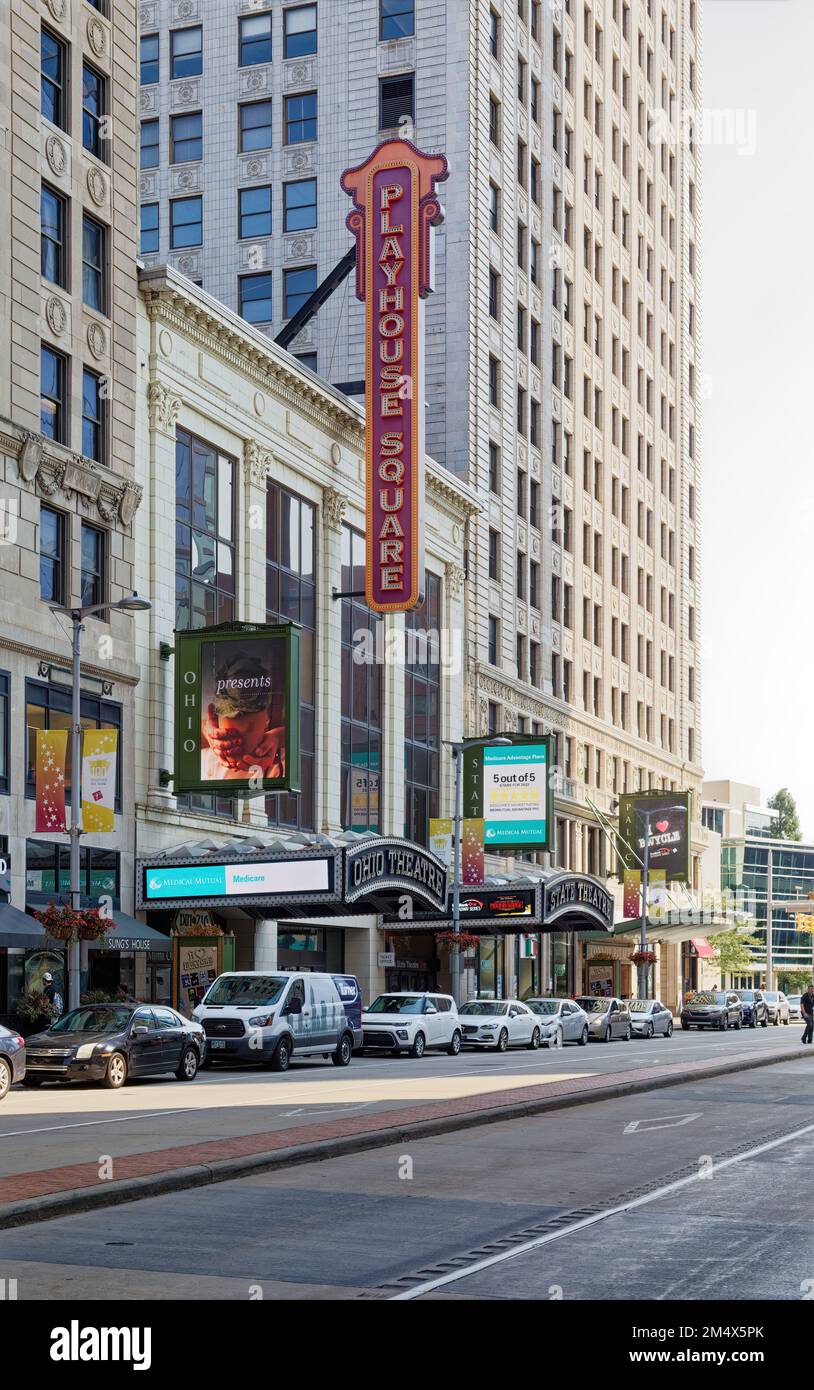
xmin=194 ymin=971 xmax=363 ymax=1072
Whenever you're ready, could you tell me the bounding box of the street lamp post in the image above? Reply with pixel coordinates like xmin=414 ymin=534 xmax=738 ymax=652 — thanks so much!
xmin=635 ymin=802 xmax=686 ymax=1000
xmin=446 ymin=735 xmax=511 ymax=1007
xmin=50 ymin=593 xmax=151 ymax=1011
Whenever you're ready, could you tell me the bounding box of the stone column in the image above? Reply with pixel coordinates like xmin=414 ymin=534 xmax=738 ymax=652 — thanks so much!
xmin=442 ymin=561 xmax=466 ymax=816
xmin=144 ymin=382 xmax=182 ymax=811
xmin=254 ymin=919 xmax=277 ymax=972
xmin=241 ymin=440 xmax=276 ymax=829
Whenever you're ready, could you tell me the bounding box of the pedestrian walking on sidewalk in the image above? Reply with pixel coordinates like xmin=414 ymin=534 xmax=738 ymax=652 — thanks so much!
xmin=801 ymin=983 xmax=814 ymax=1045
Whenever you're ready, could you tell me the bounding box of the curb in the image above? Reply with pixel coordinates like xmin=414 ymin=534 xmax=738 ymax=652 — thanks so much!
xmin=0 ymin=1044 xmax=808 ymax=1231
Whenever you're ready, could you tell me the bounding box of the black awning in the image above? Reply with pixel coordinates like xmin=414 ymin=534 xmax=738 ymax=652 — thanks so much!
xmin=87 ymin=912 xmax=172 ymax=952
xmin=0 ymin=902 xmax=48 ymax=949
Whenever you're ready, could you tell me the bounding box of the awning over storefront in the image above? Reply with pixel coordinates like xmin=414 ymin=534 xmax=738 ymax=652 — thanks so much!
xmin=87 ymin=912 xmax=172 ymax=952
xmin=0 ymin=902 xmax=48 ymax=949
xmin=690 ymin=937 xmax=715 ymax=959
xmin=610 ymin=911 xmax=751 ymax=947
xmin=384 ymin=870 xmax=615 ymax=935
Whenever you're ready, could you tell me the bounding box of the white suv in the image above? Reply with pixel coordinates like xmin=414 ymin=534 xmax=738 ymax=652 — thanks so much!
xmin=361 ymin=992 xmax=462 ymax=1058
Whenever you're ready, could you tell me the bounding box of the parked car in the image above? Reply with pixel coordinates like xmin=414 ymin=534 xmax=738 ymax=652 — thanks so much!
xmin=526 ymin=998 xmax=589 ymax=1047
xmin=361 ymin=992 xmax=461 ymax=1057
xmin=194 ymin=972 xmax=363 ymax=1071
xmin=763 ymin=990 xmax=791 ymax=1026
xmin=627 ymin=999 xmax=674 ymax=1038
xmin=733 ymin=989 xmax=769 ymax=1028
xmin=0 ymin=1023 xmax=25 ymax=1100
xmin=574 ymin=996 xmax=632 ymax=1042
xmin=23 ymin=1003 xmax=205 ymax=1089
xmin=787 ymin=994 xmax=803 ymax=1022
xmin=459 ymin=999 xmax=541 ymax=1051
xmin=681 ymin=991 xmax=743 ymax=1031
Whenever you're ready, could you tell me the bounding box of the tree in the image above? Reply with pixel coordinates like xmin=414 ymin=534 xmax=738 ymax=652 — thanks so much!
xmin=780 ymin=969 xmax=813 ymax=994
xmin=710 ymin=928 xmax=763 ymax=987
xmin=768 ymin=787 xmax=802 ymax=841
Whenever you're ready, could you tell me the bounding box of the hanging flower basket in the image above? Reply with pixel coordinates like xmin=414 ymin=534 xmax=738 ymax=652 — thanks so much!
xmin=630 ymin=949 xmax=657 ymax=967
xmin=434 ymin=930 xmax=481 ymax=954
xmin=34 ymin=904 xmax=111 ymax=944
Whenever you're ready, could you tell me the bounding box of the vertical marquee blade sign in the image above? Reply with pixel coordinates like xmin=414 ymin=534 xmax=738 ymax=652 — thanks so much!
xmin=342 ymin=139 xmax=448 ymax=613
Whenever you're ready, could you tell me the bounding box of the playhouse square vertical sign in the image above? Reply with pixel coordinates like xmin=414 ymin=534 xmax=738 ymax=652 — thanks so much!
xmin=342 ymin=139 xmax=448 ymax=613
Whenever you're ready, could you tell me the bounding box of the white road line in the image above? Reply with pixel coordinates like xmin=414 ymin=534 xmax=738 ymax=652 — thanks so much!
xmin=0 ymin=1108 xmax=201 ymax=1140
xmin=391 ymin=1117 xmax=814 ymax=1300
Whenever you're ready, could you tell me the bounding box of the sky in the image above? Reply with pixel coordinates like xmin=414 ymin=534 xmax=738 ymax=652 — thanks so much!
xmin=700 ymin=0 xmax=814 ymax=835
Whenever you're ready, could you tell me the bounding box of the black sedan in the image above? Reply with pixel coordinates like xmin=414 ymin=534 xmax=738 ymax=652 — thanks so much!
xmin=681 ymin=991 xmax=744 ymax=1031
xmin=0 ymin=1023 xmax=26 ymax=1100
xmin=23 ymin=1003 xmax=205 ymax=1089
xmin=733 ymin=989 xmax=769 ymax=1028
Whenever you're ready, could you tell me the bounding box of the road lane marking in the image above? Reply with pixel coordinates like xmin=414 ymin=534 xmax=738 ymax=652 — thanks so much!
xmin=0 ymin=1108 xmax=201 ymax=1140
xmin=391 ymin=1116 xmax=814 ymax=1299
xmin=623 ymin=1112 xmax=702 ymax=1134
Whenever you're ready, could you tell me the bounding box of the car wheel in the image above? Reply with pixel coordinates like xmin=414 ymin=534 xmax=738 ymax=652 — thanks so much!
xmin=666 ymin=1021 xmax=674 ymax=1037
xmin=410 ymin=1031 xmax=426 ymax=1059
xmin=447 ymin=1030 xmax=462 ymax=1057
xmin=603 ymin=1025 xmax=612 ymax=1043
xmin=681 ymin=1021 xmax=690 ymax=1030
xmin=331 ymin=1033 xmax=353 ymax=1067
xmin=645 ymin=1021 xmax=654 ymax=1039
xmin=623 ymin=1025 xmax=632 ymax=1041
xmin=529 ymin=1026 xmax=542 ymax=1050
xmin=784 ymin=1016 xmax=790 ymax=1025
xmin=0 ymin=1057 xmax=11 ymax=1101
xmin=270 ymin=1037 xmax=291 ymax=1072
xmin=176 ymin=1046 xmax=199 ymax=1082
xmin=761 ymin=1015 xmax=769 ymax=1028
xmin=101 ymin=1051 xmax=128 ymax=1089
xmin=734 ymin=1015 xmax=742 ymax=1030
xmin=719 ymin=1015 xmax=728 ymax=1032
xmin=579 ymin=1025 xmax=589 ymax=1046
xmin=496 ymin=1029 xmax=509 ymax=1053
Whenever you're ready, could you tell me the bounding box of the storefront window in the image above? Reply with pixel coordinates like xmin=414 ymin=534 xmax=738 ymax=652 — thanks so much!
xmin=476 ymin=936 xmax=500 ymax=998
xmin=551 ymin=933 xmax=570 ymax=996
xmin=517 ymin=936 xmax=540 ymax=998
xmin=25 ymin=841 xmax=120 ymax=906
xmin=341 ymin=526 xmax=381 ymax=832
xmin=25 ymin=681 xmax=121 ymax=808
xmin=404 ymin=571 xmax=441 ymax=846
xmin=266 ymin=482 xmax=316 ymax=829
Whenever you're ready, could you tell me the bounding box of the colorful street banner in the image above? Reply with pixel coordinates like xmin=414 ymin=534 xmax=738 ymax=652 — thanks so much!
xmin=81 ymin=729 xmax=118 ymax=833
xmin=429 ymin=817 xmax=452 ymax=868
xmin=174 ymin=623 xmax=300 ymax=797
xmin=623 ymin=869 xmax=641 ymax=919
xmin=462 ymin=818 xmax=485 ymax=886
xmin=648 ymin=868 xmax=668 ymax=924
xmin=35 ymin=728 xmax=68 ymax=832
xmin=463 ymin=735 xmax=554 ymax=853
xmin=616 ymin=791 xmax=692 ymax=882
xmin=342 ymin=139 xmax=448 ymax=613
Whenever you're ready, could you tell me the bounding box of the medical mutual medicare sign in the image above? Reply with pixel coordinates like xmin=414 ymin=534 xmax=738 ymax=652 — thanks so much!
xmin=342 ymin=139 xmax=448 ymax=612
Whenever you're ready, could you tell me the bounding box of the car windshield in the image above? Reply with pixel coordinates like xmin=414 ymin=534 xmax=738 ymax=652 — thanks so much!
xmin=688 ymin=992 xmax=726 ymax=1006
xmin=367 ymin=995 xmax=425 ymax=1014
xmin=576 ymin=998 xmax=611 ymax=1014
xmin=460 ymin=1001 xmax=509 ymax=1016
xmin=733 ymin=991 xmax=755 ymax=1001
xmin=50 ymin=1006 xmax=133 ymax=1034
xmin=204 ymin=975 xmax=288 ymax=1007
xmin=527 ymin=1000 xmax=560 ymax=1016
xmin=628 ymin=1000 xmax=652 ymax=1013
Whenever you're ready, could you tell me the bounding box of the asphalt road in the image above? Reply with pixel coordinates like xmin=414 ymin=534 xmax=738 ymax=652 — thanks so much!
xmin=0 ymin=1020 xmax=801 ymax=1182
xmin=0 ymin=1032 xmax=812 ymax=1301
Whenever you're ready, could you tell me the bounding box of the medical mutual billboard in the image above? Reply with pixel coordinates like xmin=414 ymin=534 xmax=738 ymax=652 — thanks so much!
xmin=463 ymin=735 xmax=554 ymax=853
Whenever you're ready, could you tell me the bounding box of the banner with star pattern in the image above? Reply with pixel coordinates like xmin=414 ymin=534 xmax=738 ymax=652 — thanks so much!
xmin=35 ymin=728 xmax=68 ymax=832
xmin=81 ymin=729 xmax=117 ymax=833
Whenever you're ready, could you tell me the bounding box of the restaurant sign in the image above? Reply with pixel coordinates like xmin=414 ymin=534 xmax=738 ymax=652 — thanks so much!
xmin=342 ymin=139 xmax=448 ymax=613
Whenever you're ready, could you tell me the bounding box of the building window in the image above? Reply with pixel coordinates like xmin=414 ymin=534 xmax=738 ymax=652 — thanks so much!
xmin=404 ymin=573 xmax=441 ymax=847
xmin=341 ymin=526 xmax=381 ymax=833
xmin=379 ymin=74 xmax=414 ymax=129
xmin=41 ymin=186 xmax=67 ymax=288
xmin=488 ymin=441 xmax=500 ymax=493
xmin=170 ymin=196 xmax=202 ymax=248
xmin=284 ymin=91 xmax=317 ymax=144
xmin=26 ymin=685 xmax=122 ymax=809
xmin=80 ymin=522 xmax=105 ymax=609
xmin=284 ymin=4 xmax=317 ymax=58
xmin=0 ymin=671 xmax=8 ymax=795
xmin=266 ymin=482 xmax=316 ymax=831
xmin=171 ymin=111 xmax=202 ymax=163
xmin=239 ymin=100 xmax=273 ymax=151
xmin=175 ymin=430 xmax=235 ymax=630
xmin=488 ymin=356 xmax=499 ymax=407
xmin=295 ymin=352 xmax=317 ymax=372
xmin=488 ymin=615 xmax=499 ymax=665
xmin=284 ymin=264 xmax=317 ymax=318
xmin=82 ymin=215 xmax=107 ymax=313
xmin=140 ymin=202 xmax=159 ymax=254
xmin=140 ymin=33 xmax=159 ymax=85
xmin=381 ymin=0 xmax=415 ymax=39
xmin=238 ymin=272 xmax=272 ymax=324
xmin=170 ymin=26 xmax=202 ymax=79
xmin=488 ymin=528 xmax=499 ymax=580
xmin=41 ymin=29 xmax=68 ymax=130
xmin=39 ymin=506 xmax=66 ymax=605
xmin=140 ymin=118 xmax=159 ymax=168
xmin=25 ymin=841 xmax=120 ymax=905
xmin=40 ymin=346 xmax=67 ymax=443
xmin=239 ymin=185 xmax=272 ymax=239
xmin=82 ymin=368 xmax=106 ymax=464
xmin=489 ymin=8 xmax=499 ymax=58
xmin=239 ymin=12 xmax=272 ymax=66
xmin=488 ymin=267 xmax=499 ymax=318
xmin=283 ymin=178 xmax=317 ymax=231
xmin=82 ymin=64 xmax=106 ymax=160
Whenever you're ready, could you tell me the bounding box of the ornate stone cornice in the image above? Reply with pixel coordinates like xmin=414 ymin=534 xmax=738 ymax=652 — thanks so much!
xmin=322 ymin=486 xmax=349 ymax=532
xmin=243 ymin=438 xmax=275 ymax=486
xmin=1 ymin=424 xmax=143 ymax=529
xmin=147 ymin=381 xmax=181 ymax=435
xmin=427 ymin=467 xmax=481 ymax=519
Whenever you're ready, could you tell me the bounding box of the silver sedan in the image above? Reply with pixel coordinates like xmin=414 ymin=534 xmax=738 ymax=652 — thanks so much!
xmin=627 ymin=998 xmax=674 ymax=1038
xmin=574 ymin=996 xmax=633 ymax=1042
xmin=526 ymin=998 xmax=590 ymax=1047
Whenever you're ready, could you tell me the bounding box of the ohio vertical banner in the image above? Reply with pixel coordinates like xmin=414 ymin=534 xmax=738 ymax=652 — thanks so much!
xmin=342 ymin=139 xmax=448 ymax=613
xmin=81 ymin=730 xmax=118 ymax=832
xmin=35 ymin=729 xmax=68 ymax=832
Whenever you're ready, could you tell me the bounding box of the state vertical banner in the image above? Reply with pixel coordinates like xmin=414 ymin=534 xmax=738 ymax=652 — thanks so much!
xmin=81 ymin=729 xmax=118 ymax=832
xmin=462 ymin=818 xmax=485 ymax=886
xmin=35 ymin=729 xmax=68 ymax=832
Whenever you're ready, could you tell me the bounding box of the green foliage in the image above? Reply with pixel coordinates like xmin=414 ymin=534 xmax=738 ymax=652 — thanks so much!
xmin=779 ymin=969 xmax=813 ymax=993
xmin=711 ymin=928 xmax=762 ymax=986
xmin=768 ymin=788 xmax=802 ymax=841
xmin=14 ymin=989 xmax=56 ymax=1023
